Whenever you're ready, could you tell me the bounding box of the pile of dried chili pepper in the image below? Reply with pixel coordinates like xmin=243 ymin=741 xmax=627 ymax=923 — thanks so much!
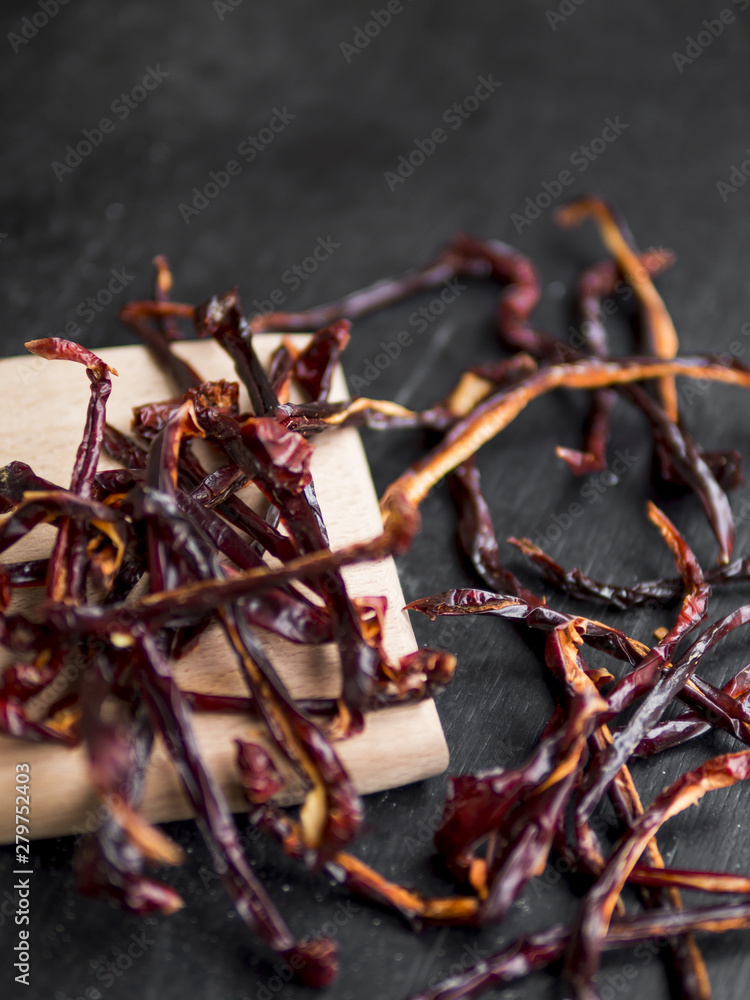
xmin=4 ymin=195 xmax=750 ymax=998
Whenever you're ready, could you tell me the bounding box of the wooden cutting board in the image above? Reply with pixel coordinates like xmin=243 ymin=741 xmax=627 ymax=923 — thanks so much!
xmin=0 ymin=337 xmax=448 ymax=842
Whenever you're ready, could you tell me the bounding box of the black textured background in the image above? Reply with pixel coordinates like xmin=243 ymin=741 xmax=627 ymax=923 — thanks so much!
xmin=2 ymin=2 xmax=750 ymax=998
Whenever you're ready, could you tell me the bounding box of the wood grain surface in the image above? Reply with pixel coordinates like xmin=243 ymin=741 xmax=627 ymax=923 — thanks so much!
xmin=0 ymin=337 xmax=448 ymax=841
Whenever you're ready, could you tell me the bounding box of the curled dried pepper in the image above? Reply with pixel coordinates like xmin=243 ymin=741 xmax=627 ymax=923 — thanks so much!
xmin=7 ymin=219 xmax=750 ymax=998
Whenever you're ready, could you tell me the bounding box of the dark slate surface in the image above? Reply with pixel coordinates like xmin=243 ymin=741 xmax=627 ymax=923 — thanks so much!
xmin=2 ymin=1 xmax=750 ymax=998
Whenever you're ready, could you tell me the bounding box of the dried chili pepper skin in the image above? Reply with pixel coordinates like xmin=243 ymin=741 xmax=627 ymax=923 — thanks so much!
xmin=430 ymin=627 xmax=608 ymax=926
xmin=236 ymin=739 xmax=285 ymax=804
xmin=74 ymin=684 xmax=185 ymax=917
xmin=565 ymin=750 xmax=750 ymax=1000
xmin=407 ymin=589 xmax=647 ymax=665
xmin=475 ymin=627 xmax=607 ymax=923
xmin=74 ymin=836 xmax=185 ymax=916
xmin=10 ymin=230 xmax=750 ymax=995
xmin=558 ymin=248 xmax=675 ymax=476
xmin=135 ymin=630 xmax=337 ymax=985
xmin=118 ymin=301 xmax=202 ymax=393
xmin=132 ymin=379 xmax=240 ymax=440
xmin=248 ymin=799 xmax=481 ymax=928
xmin=151 ymin=254 xmax=183 ymax=343
xmin=98 ymin=375 xmax=352 ymax=980
xmin=484 ymin=228 xmax=736 ymax=563
xmin=145 ymin=406 xmax=364 ymax=864
xmin=289 ymin=319 xmax=351 ymax=402
xmin=192 ymin=291 xmax=382 ymax=725
xmin=556 ymin=196 xmax=681 ymax=421
xmin=0 ymin=697 xmax=78 ymax=744
xmin=449 ymin=459 xmax=542 ymax=602
xmin=575 ymin=506 xmax=708 ymax=839
xmin=380 ymin=352 xmax=750 ymax=551
xmin=635 ymin=661 xmax=750 ymax=757
xmin=0 ymin=460 xmax=59 ymax=512
xmin=405 ymin=901 xmax=750 ymax=1000
xmin=247 ymin=232 xmax=503 ymax=334
xmin=23 ymin=339 xmax=119 ymax=601
xmin=509 ymin=537 xmax=750 ymax=610
xmin=171 ymin=489 xmax=333 ymax=646
xmin=0 ymin=490 xmax=124 ymax=587
xmin=434 ymin=708 xmax=568 ymax=884
xmin=194 ymin=290 xmax=278 ymax=415
xmin=103 ymin=419 xmax=299 ymax=562
xmin=286 ymin=938 xmax=339 ymax=989
xmin=508 ymin=536 xmax=671 ymax=610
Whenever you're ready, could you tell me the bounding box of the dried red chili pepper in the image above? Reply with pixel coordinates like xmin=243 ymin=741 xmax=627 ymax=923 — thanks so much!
xmin=405 ymin=900 xmax=750 ymax=1000
xmin=246 ymin=797 xmax=481 ymax=928
xmin=75 ymin=665 xmax=185 ymax=916
xmin=635 ymin=662 xmax=750 ymax=757
xmin=287 ymin=319 xmax=351 ymax=402
xmin=449 ymin=459 xmax=542 ymax=603
xmin=557 ymin=196 xmax=680 ymax=421
xmin=148 ymin=402 xmax=363 ymax=861
xmin=407 ymin=589 xmax=648 ymax=664
xmin=118 ymin=301 xmax=201 ymax=393
xmin=565 ymin=750 xmax=750 ymax=1000
xmin=556 ymin=247 xmax=674 ymax=474
xmin=574 ymin=506 xmax=708 ymax=839
xmin=194 ymin=291 xmax=383 ymax=730
xmin=7 ymin=222 xmax=750 ymax=998
xmin=483 ymin=230 xmax=737 ymax=563
xmin=135 ymin=629 xmax=338 ymax=986
xmin=24 ymin=339 xmax=118 ymax=601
